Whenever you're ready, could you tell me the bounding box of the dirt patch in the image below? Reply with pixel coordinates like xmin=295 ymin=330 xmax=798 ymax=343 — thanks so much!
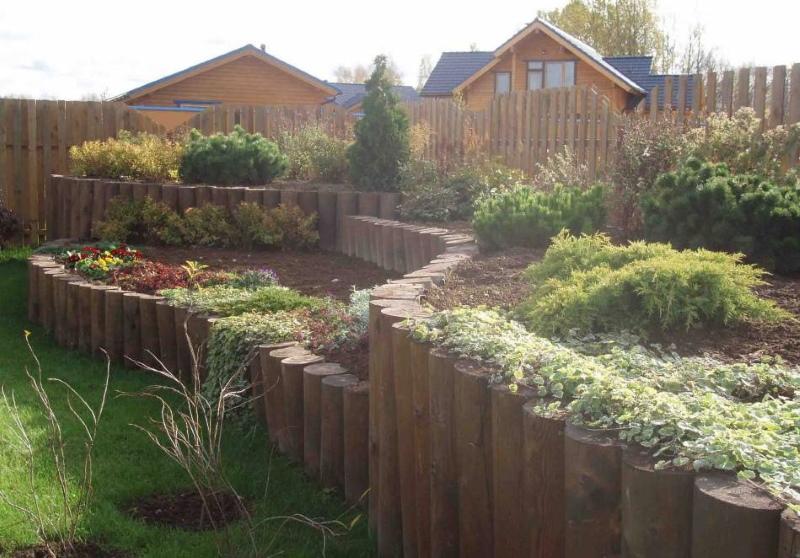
xmin=140 ymin=247 xmax=398 ymax=301
xmin=426 ymin=247 xmax=800 ymax=365
xmin=319 ymin=339 xmax=369 ymax=380
xmin=6 ymin=542 xmax=125 ymax=558
xmin=125 ymin=490 xmax=246 ymax=531
xmin=425 ymin=247 xmax=544 ymax=312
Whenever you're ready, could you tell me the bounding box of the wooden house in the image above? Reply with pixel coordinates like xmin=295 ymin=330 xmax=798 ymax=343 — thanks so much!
xmin=420 ymin=17 xmax=685 ymax=112
xmin=114 ymin=44 xmax=340 ymax=128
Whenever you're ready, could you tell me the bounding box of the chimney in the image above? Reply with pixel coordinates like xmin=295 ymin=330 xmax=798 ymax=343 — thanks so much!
xmin=260 ymin=43 xmax=266 ymax=52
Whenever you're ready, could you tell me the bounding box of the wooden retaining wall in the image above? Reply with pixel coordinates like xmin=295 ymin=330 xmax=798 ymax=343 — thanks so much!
xmin=44 ymin=176 xmax=403 ymax=251
xmin=28 ymin=211 xmax=799 ymax=557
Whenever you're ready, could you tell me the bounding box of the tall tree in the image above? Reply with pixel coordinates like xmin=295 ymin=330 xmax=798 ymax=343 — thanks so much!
xmin=333 ymin=57 xmax=404 ymax=85
xmin=347 ymin=55 xmax=410 ymax=191
xmin=678 ymin=24 xmax=728 ymax=75
xmin=417 ymin=55 xmax=433 ymax=91
xmin=539 ymin=0 xmax=675 ymax=72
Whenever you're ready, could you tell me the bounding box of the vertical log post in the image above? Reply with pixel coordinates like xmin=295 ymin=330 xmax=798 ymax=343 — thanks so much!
xmin=691 ymin=473 xmax=782 ymax=558
xmin=281 ymin=353 xmax=325 ymax=463
xmin=335 ymin=192 xmax=358 ymax=253
xmin=251 ymin=341 xmax=296 ymax=426
xmin=155 ymin=301 xmax=177 ymax=375
xmin=564 ymin=423 xmax=624 ymax=558
xmin=297 ymin=190 xmax=318 ymax=217
xmin=317 ymin=190 xmax=338 ymax=251
xmin=64 ymin=280 xmax=83 ymax=349
xmin=428 ymin=348 xmax=460 ymax=558
xmin=262 ymin=345 xmax=309 ymax=449
xmin=343 ymin=380 xmax=370 ymax=506
xmin=76 ymin=283 xmax=92 ymax=353
xmin=173 ymin=306 xmax=191 ymax=382
xmin=523 ymin=400 xmax=566 ymax=558
xmin=303 ymin=362 xmax=346 ymax=478
xmin=138 ymin=295 xmax=162 ymax=368
xmin=122 ymin=293 xmax=142 ymax=368
xmin=410 ymin=337 xmax=433 ymax=557
xmin=320 ymin=373 xmax=359 ymax=489
xmin=491 ymin=383 xmax=534 ymax=558
xmin=621 ymin=447 xmax=694 ymax=558
xmin=104 ymin=289 xmax=125 ymax=362
xmin=779 ymin=510 xmax=800 ymax=558
xmin=454 ymin=360 xmax=493 ymax=557
xmin=89 ymin=285 xmax=114 ymax=357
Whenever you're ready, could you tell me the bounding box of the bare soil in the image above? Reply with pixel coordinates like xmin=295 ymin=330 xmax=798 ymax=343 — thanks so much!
xmin=125 ymin=490 xmax=246 ymax=531
xmin=319 ymin=338 xmax=369 ymax=380
xmin=426 ymin=248 xmax=800 ymax=365
xmin=141 ymin=247 xmax=398 ymax=301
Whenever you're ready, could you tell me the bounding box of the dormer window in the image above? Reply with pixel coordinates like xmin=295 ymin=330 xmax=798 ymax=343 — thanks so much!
xmin=495 ymin=72 xmax=511 ymax=94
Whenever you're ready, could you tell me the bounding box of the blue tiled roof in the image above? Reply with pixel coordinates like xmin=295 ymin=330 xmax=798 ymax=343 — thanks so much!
xmin=113 ymin=44 xmax=338 ymax=102
xmin=636 ymin=74 xmax=696 ymax=110
xmin=329 ymin=82 xmax=420 ymax=108
xmin=420 ymin=51 xmax=495 ymax=96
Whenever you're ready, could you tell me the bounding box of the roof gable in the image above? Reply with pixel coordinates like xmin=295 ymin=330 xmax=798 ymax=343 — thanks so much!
xmin=454 ymin=18 xmax=646 ymax=96
xmin=115 ymin=44 xmax=338 ymax=102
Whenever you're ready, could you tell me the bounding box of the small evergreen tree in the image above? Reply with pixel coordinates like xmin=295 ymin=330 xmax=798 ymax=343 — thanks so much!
xmin=347 ymin=55 xmax=410 ymax=191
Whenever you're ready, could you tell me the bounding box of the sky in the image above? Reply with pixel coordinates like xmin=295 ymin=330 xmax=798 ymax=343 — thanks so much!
xmin=1 ymin=0 xmax=799 ymax=100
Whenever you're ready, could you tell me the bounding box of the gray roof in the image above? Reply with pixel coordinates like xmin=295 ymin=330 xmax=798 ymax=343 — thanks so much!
xmin=420 ymin=51 xmax=495 ymax=96
xmin=603 ymin=56 xmax=695 ymax=110
xmin=330 ymin=82 xmax=420 ymax=109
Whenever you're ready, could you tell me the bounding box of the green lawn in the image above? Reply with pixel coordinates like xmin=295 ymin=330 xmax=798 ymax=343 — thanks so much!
xmin=0 ymin=251 xmax=374 ymax=557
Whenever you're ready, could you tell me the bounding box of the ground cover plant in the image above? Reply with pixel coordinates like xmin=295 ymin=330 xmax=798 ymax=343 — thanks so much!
xmin=472 ymin=184 xmax=607 ymax=250
xmin=516 ymin=232 xmax=785 ymax=336
xmin=70 ymin=131 xmax=184 ymax=182
xmin=0 ymin=252 xmax=373 ymax=556
xmin=410 ymin=306 xmax=800 ymax=509
xmin=643 ymin=157 xmax=800 ymax=273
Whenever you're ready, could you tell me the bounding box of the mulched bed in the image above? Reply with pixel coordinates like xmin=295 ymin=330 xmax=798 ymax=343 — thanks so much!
xmin=140 ymin=247 xmax=398 ymax=301
xmin=5 ymin=542 xmax=125 ymax=558
xmin=125 ymin=490 xmax=246 ymax=531
xmin=425 ymin=248 xmax=800 ymax=365
xmin=319 ymin=338 xmax=369 ymax=380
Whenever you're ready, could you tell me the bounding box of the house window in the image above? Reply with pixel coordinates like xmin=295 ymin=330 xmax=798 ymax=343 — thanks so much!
xmin=543 ymin=61 xmax=576 ymax=88
xmin=495 ymin=72 xmax=511 ymax=94
xmin=527 ymin=61 xmax=543 ymax=90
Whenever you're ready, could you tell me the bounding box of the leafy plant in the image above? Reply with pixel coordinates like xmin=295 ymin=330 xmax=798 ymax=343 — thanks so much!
xmin=347 ymin=55 xmax=410 ymax=191
xmin=517 ymin=232 xmax=785 ymax=336
xmin=279 ymin=125 xmax=350 ymax=183
xmin=643 ymin=157 xmax=800 ymax=272
xmin=180 ymin=126 xmax=287 ymax=186
xmin=94 ymin=197 xmax=183 ymax=246
xmin=263 ymin=204 xmax=319 ymax=250
xmin=182 ymin=204 xmax=235 ymax=247
xmin=0 ymin=205 xmax=23 ymax=247
xmin=230 ymin=202 xmax=278 ymax=250
xmin=227 ymin=268 xmax=279 ymax=289
xmin=69 ymin=131 xmax=182 ymax=182
xmin=472 ymin=184 xmax=607 ymax=250
xmin=532 ymin=147 xmax=594 ymax=192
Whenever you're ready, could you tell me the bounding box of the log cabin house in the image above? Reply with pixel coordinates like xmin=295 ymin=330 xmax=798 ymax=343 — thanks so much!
xmin=421 ymin=17 xmax=691 ymax=112
xmin=114 ymin=44 xmax=341 ymax=129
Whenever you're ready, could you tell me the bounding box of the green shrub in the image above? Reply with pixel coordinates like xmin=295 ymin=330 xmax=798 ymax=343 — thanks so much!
xmin=70 ymin=131 xmax=182 ymax=182
xmin=279 ymin=125 xmax=350 ymax=182
xmin=685 ymin=108 xmax=800 ymax=183
xmin=0 ymin=206 xmax=23 ymax=247
xmin=517 ymin=232 xmax=784 ymax=336
xmin=231 ymin=202 xmax=279 ymax=250
xmin=347 ymin=55 xmax=410 ymax=191
xmin=642 ymin=157 xmax=800 ymax=272
xmin=472 ymin=184 xmax=606 ymax=250
xmin=160 ymin=284 xmax=322 ymax=316
xmin=181 ymin=204 xmax=234 ymax=247
xmin=179 ymin=126 xmax=287 ymax=186
xmin=95 ymin=197 xmax=184 ymax=245
xmin=263 ymin=204 xmax=319 ymax=250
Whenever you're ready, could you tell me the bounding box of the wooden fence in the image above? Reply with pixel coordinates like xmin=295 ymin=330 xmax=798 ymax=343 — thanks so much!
xmin=638 ymin=62 xmax=800 ymax=128
xmin=178 ymin=103 xmax=356 ymax=140
xmin=0 ymin=99 xmax=163 ymax=240
xmin=406 ymin=87 xmax=621 ymax=178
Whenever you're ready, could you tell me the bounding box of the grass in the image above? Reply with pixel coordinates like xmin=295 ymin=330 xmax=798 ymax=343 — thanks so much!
xmin=0 ymin=251 xmax=374 ymax=557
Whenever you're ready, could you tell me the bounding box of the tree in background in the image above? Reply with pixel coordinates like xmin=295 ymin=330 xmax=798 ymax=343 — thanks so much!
xmin=539 ymin=0 xmax=675 ymax=72
xmin=333 ymin=57 xmax=404 ymax=85
xmin=347 ymin=55 xmax=410 ymax=191
xmin=678 ymin=23 xmax=729 ymax=75
xmin=417 ymin=56 xmax=433 ymax=91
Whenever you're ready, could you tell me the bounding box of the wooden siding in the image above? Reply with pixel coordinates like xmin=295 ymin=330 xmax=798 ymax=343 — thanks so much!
xmin=129 ymin=55 xmax=333 ymax=108
xmin=462 ymin=30 xmax=634 ymax=112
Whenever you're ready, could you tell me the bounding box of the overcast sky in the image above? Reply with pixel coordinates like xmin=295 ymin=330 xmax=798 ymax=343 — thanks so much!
xmin=2 ymin=0 xmax=799 ymax=99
